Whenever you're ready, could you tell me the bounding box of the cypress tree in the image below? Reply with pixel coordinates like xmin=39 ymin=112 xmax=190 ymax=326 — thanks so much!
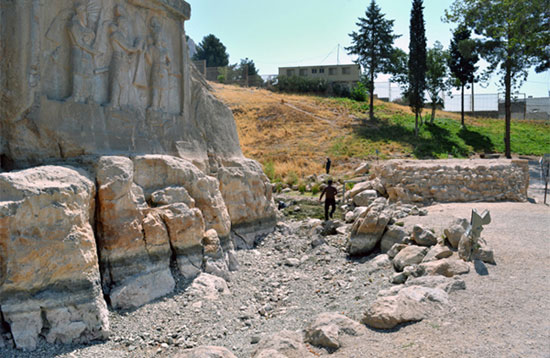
xmin=408 ymin=0 xmax=427 ymax=136
xmin=448 ymin=26 xmax=478 ymax=127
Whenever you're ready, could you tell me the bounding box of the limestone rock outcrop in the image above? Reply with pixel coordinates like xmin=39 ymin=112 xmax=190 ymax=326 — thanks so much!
xmin=0 ymin=0 xmax=276 ymax=350
xmin=0 ymin=166 xmax=109 ymax=350
xmin=217 ymin=159 xmax=277 ymax=249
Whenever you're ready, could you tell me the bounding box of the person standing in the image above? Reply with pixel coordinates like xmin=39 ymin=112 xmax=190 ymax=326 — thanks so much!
xmin=319 ymin=180 xmax=337 ymax=221
xmin=325 ymin=157 xmax=332 ymax=174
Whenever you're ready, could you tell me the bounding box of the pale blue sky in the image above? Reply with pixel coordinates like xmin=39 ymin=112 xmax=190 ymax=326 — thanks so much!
xmin=186 ymin=0 xmax=549 ymax=97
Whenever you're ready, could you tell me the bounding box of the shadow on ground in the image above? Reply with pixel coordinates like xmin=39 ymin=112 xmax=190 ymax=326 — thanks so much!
xmin=353 ymin=118 xmax=473 ymax=158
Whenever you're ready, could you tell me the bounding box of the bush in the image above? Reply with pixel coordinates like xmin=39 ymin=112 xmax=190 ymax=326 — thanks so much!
xmin=350 ymin=82 xmax=368 ymax=102
xmin=330 ymin=82 xmax=351 ymax=98
xmin=273 ymin=182 xmax=283 ymax=193
xmin=298 ymin=181 xmax=307 ymax=194
xmin=263 ymin=161 xmax=275 ymax=181
xmin=285 ymin=171 xmax=298 ymax=186
xmin=311 ymin=183 xmax=321 ymax=195
xmin=275 ymin=76 xmax=329 ymax=94
xmin=345 ymin=182 xmax=355 ymax=191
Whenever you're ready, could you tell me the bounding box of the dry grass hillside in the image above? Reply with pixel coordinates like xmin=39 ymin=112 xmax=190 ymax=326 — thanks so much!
xmin=210 ymin=83 xmax=550 ymax=181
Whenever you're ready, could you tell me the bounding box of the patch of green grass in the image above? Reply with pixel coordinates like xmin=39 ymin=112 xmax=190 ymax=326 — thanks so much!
xmin=283 ymin=200 xmax=344 ymax=221
xmin=331 ymin=111 xmax=550 ymax=159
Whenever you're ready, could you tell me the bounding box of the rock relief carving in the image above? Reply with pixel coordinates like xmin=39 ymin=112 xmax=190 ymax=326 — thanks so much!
xmin=108 ymin=4 xmax=145 ymax=109
xmin=67 ymin=1 xmax=102 ymax=103
xmin=145 ymin=16 xmax=171 ymax=111
xmin=43 ymin=0 xmax=185 ymax=113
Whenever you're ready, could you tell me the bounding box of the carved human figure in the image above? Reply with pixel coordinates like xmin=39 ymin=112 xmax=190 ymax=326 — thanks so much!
xmin=109 ymin=5 xmax=143 ymax=108
xmin=67 ymin=2 xmax=99 ymax=103
xmin=145 ymin=17 xmax=171 ymax=110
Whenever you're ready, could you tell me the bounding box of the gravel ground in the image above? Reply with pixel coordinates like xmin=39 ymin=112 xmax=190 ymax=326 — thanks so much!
xmin=1 ymin=162 xmax=548 ymax=358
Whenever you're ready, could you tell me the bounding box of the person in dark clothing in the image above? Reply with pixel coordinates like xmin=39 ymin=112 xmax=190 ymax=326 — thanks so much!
xmin=319 ymin=179 xmax=337 ymax=220
xmin=325 ymin=157 xmax=331 ymax=174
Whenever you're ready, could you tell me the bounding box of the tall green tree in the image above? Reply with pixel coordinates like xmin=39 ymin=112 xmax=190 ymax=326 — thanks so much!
xmin=408 ymin=0 xmax=427 ymax=136
xmin=346 ymin=0 xmax=400 ymax=121
xmin=446 ymin=0 xmax=549 ymax=158
xmin=192 ymin=34 xmax=229 ymax=67
xmin=448 ymin=26 xmax=478 ymax=127
xmin=426 ymin=41 xmax=450 ymax=124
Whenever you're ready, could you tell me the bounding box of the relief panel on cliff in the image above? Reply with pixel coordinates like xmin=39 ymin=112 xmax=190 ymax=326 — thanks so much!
xmin=42 ymin=0 xmax=183 ymax=114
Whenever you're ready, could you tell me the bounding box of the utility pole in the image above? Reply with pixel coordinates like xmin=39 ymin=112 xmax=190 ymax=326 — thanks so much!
xmin=337 ymin=44 xmax=340 ymax=65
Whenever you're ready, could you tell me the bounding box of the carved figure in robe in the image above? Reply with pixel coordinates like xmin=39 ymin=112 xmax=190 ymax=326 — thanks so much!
xmin=109 ymin=5 xmax=144 ymax=108
xmin=145 ymin=17 xmax=171 ymax=110
xmin=67 ymin=2 xmax=100 ymax=103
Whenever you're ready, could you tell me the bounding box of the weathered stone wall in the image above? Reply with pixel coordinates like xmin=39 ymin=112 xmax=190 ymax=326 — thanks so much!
xmin=372 ymin=159 xmax=529 ymax=203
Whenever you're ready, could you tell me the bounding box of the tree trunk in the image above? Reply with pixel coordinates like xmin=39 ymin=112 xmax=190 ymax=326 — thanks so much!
xmin=431 ymin=103 xmax=436 ymax=124
xmin=504 ymin=64 xmax=512 ymax=159
xmin=471 ymin=80 xmax=475 ymax=118
xmin=415 ymin=111 xmax=419 ymax=136
xmin=461 ymin=84 xmax=465 ymax=127
xmin=369 ymin=70 xmax=375 ymax=121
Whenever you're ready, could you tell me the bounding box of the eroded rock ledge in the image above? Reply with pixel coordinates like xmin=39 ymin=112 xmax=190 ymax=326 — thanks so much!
xmin=0 ymin=156 xmax=276 ymax=350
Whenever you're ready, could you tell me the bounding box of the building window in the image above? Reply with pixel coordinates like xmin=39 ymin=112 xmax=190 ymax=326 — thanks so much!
xmin=312 ymin=69 xmax=317 ymax=74
xmin=329 ymin=68 xmax=337 ymax=75
xmin=287 ymin=69 xmax=295 ymax=77
xmin=299 ymin=69 xmax=307 ymax=76
xmin=319 ymin=68 xmax=325 ymax=74
xmin=342 ymin=67 xmax=351 ymax=75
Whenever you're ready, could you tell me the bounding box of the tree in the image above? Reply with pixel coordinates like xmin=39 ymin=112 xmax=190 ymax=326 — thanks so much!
xmin=192 ymin=34 xmax=229 ymax=67
xmin=446 ymin=0 xmax=549 ymax=158
xmin=448 ymin=26 xmax=478 ymax=127
xmin=426 ymin=41 xmax=450 ymax=123
xmin=389 ymin=48 xmax=409 ymax=89
xmin=346 ymin=0 xmax=400 ymax=121
xmin=408 ymin=0 xmax=427 ymax=136
xmin=239 ymin=58 xmax=263 ymax=86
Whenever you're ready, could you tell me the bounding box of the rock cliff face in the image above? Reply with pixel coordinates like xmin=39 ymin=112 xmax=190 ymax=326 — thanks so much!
xmin=0 ymin=0 xmax=276 ymax=350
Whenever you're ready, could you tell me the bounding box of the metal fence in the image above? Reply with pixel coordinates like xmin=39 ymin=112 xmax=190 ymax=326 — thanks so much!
xmin=372 ymin=79 xmax=549 ymax=120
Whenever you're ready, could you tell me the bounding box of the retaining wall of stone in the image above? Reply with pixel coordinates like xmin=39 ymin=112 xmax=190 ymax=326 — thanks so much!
xmin=372 ymin=159 xmax=529 ymax=203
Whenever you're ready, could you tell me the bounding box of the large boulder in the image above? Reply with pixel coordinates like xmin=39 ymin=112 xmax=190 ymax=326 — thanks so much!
xmin=420 ymin=257 xmax=471 ymax=277
xmin=348 ymin=198 xmax=393 ymax=256
xmin=253 ymin=330 xmax=314 ymax=358
xmin=352 ymin=189 xmax=377 ymax=207
xmin=380 ymin=225 xmax=408 ymax=253
xmin=304 ymin=312 xmax=364 ymax=351
xmin=444 ymin=218 xmax=469 ymax=248
xmin=392 ymin=246 xmax=429 ymax=272
xmin=362 ymin=285 xmax=449 ymax=329
xmin=411 ymin=225 xmax=438 ymax=246
xmin=0 ymin=166 xmax=109 ymax=350
xmin=405 ymin=276 xmax=466 ymax=293
xmin=361 ymin=293 xmax=425 ymax=330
